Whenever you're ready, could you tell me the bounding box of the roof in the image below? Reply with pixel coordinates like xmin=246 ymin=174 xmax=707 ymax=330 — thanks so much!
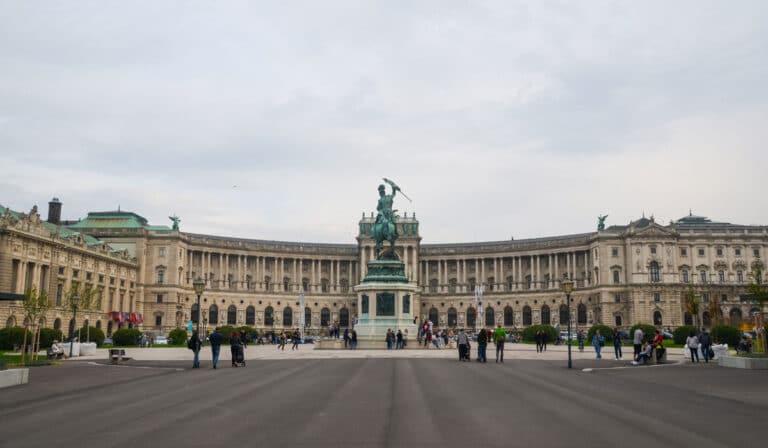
xmin=69 ymin=211 xmax=170 ymax=230
xmin=0 ymin=204 xmax=107 ymax=246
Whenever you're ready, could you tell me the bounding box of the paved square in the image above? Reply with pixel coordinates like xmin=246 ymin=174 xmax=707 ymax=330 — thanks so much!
xmin=1 ymin=355 xmax=765 ymax=447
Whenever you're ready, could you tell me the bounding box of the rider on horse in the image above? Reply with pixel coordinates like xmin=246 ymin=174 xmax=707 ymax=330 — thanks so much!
xmin=372 ymin=181 xmax=402 ymax=259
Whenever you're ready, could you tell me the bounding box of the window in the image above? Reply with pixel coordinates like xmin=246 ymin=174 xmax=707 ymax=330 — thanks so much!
xmin=428 ymin=307 xmax=438 ymax=325
xmin=466 ymin=307 xmax=476 ymax=327
xmin=304 ymin=307 xmax=311 ymax=327
xmin=615 ymin=315 xmax=622 ymax=327
xmin=110 ymin=277 xmax=115 ymax=285
xmin=613 ymin=271 xmax=620 ymax=284
xmin=721 ymin=294 xmax=728 ymax=302
xmin=577 ymin=304 xmax=587 ymax=325
xmin=73 ymin=269 xmax=79 ymax=278
xmin=505 ymin=306 xmax=515 ymax=326
xmin=653 ymin=311 xmax=663 ymax=326
xmin=680 ymin=248 xmax=688 ymax=257
xmin=734 ymin=248 xmax=741 ymax=256
xmin=157 ymin=270 xmax=165 ymax=284
xmin=264 ymin=306 xmax=274 ymax=326
xmin=155 ymin=315 xmax=162 ymax=326
xmin=282 ymin=307 xmax=292 ymax=326
xmin=611 ymin=248 xmax=619 ymax=257
xmin=649 ymin=261 xmax=660 ymax=282
xmin=245 ymin=306 xmax=255 ymax=326
xmin=54 ymin=318 xmax=61 ymax=330
xmin=120 ymin=279 xmax=125 ymax=287
xmin=58 ymin=267 xmax=65 ymax=275
xmin=447 ymin=307 xmax=457 ymax=327
xmin=698 ymin=248 xmax=705 ymax=257
xmin=650 ymin=246 xmax=657 ymax=255
xmin=559 ymin=305 xmax=569 ymax=324
xmin=716 ymin=248 xmax=723 ymax=257
xmin=86 ymin=272 xmax=92 ymax=281
xmin=320 ymin=308 xmax=330 ymax=327
xmin=56 ymin=284 xmax=63 ymax=306
xmin=340 ymin=308 xmax=350 ymax=327
xmin=99 ymin=274 xmax=104 ymax=283
xmin=402 ymin=295 xmax=410 ymax=314
xmin=754 ymin=248 xmax=761 ymax=258
xmin=718 ymin=271 xmax=725 ymax=283
xmin=702 ymin=293 xmax=709 ymax=303
xmin=540 ymin=305 xmax=550 ymax=325
xmin=682 ymin=270 xmax=689 ymax=283
xmin=522 ymin=306 xmax=531 ymax=326
xmin=654 ymin=292 xmax=661 ymax=303
xmin=191 ymin=304 xmax=200 ymax=323
xmin=158 ymin=247 xmax=166 ymax=257
xmin=737 ymin=270 xmax=744 ymax=283
xmin=209 ymin=304 xmax=219 ymax=325
xmin=227 ymin=305 xmax=237 ymax=325
xmin=614 ymin=293 xmax=621 ymax=303
xmin=156 ymin=294 xmax=163 ymax=303
xmin=485 ymin=307 xmax=495 ymax=326
xmin=700 ymin=271 xmax=707 ymax=283
xmin=684 ymin=312 xmax=693 ymax=326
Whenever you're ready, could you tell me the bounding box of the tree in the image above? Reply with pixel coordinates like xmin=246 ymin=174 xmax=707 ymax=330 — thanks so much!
xmin=20 ymin=287 xmax=51 ymax=364
xmin=748 ymin=267 xmax=768 ymax=353
xmin=685 ymin=285 xmax=701 ymax=330
xmin=64 ymin=283 xmax=99 ymax=343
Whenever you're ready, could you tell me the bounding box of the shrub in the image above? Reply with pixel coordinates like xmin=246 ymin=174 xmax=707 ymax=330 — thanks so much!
xmin=673 ymin=325 xmax=699 ymax=345
xmin=522 ymin=325 xmax=557 ymax=343
xmin=587 ymin=325 xmax=614 ymax=343
xmin=0 ymin=327 xmax=33 ymax=351
xmin=168 ymin=328 xmax=188 ymax=346
xmin=112 ymin=328 xmax=142 ymax=346
xmin=77 ymin=326 xmax=105 ymax=346
xmin=216 ymin=325 xmax=236 ymax=343
xmin=629 ymin=324 xmax=657 ymax=344
xmin=711 ymin=325 xmax=740 ymax=346
xmin=237 ymin=326 xmax=255 ymax=342
xmin=38 ymin=328 xmax=64 ymax=349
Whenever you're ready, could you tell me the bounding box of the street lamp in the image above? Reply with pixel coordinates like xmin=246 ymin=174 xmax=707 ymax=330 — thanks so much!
xmin=69 ymin=295 xmax=80 ymax=358
xmin=193 ymin=278 xmax=205 ymax=337
xmin=562 ymin=278 xmax=574 ymax=369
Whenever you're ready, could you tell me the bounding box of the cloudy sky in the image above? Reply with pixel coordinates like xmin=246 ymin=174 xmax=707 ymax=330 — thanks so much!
xmin=1 ymin=1 xmax=767 ymax=243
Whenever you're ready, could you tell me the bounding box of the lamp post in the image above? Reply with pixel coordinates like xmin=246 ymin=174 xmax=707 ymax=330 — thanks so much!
xmin=193 ymin=278 xmax=205 ymax=338
xmin=563 ymin=279 xmax=574 ymax=369
xmin=69 ymin=295 xmax=80 ymax=358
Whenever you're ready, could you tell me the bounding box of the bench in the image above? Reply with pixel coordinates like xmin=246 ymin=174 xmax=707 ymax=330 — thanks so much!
xmin=109 ymin=349 xmax=132 ymax=364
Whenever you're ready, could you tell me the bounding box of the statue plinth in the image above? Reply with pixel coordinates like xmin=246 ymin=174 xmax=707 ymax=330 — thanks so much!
xmin=362 ymin=259 xmax=408 ymax=283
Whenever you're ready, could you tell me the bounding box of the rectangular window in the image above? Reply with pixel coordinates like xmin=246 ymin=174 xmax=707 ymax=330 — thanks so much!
xmin=680 ymin=248 xmax=688 ymax=257
xmin=702 ymin=293 xmax=709 ymax=303
xmin=721 ymin=294 xmax=727 ymax=302
xmin=159 ymin=247 xmax=166 ymax=257
xmin=155 ymin=315 xmax=162 ymax=326
xmin=735 ymin=248 xmax=741 ymax=256
xmin=157 ymin=270 xmax=164 ymax=284
xmin=611 ymin=248 xmax=619 ymax=257
xmin=56 ymin=283 xmax=63 ymax=306
xmin=654 ymin=292 xmax=661 ymax=303
xmin=156 ymin=294 xmax=163 ymax=303
xmin=755 ymin=248 xmax=761 ymax=258
xmin=130 ymin=282 xmax=134 ymax=289
xmin=73 ymin=269 xmax=79 ymax=278
xmin=700 ymin=271 xmax=707 ymax=283
xmin=718 ymin=271 xmax=725 ymax=283
xmin=110 ymin=277 xmax=115 ymax=285
xmin=86 ymin=272 xmax=92 ymax=281
xmin=650 ymin=246 xmax=657 ymax=255
xmin=698 ymin=248 xmax=705 ymax=257
xmin=682 ymin=270 xmax=689 ymax=283
xmin=99 ymin=274 xmax=104 ymax=283
xmin=716 ymin=248 xmax=723 ymax=257
xmin=614 ymin=293 xmax=621 ymax=303
xmin=58 ymin=266 xmax=65 ymax=275
xmin=737 ymin=271 xmax=743 ymax=282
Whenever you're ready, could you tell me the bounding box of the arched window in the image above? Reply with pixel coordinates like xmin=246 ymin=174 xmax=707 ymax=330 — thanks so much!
xmin=485 ymin=307 xmax=495 ymax=327
xmin=191 ymin=303 xmax=199 ymax=324
xmin=702 ymin=311 xmax=712 ymax=327
xmin=559 ymin=305 xmax=569 ymax=325
xmin=447 ymin=307 xmax=457 ymax=327
xmin=613 ymin=270 xmax=620 ymax=284
xmin=684 ymin=312 xmax=693 ymax=326
xmin=649 ymin=262 xmax=660 ymax=283
xmin=466 ymin=307 xmax=476 ymax=328
xmin=209 ymin=304 xmax=219 ymax=325
xmin=320 ymin=308 xmax=330 ymax=327
xmin=264 ymin=306 xmax=274 ymax=326
xmin=95 ymin=320 xmax=102 ymax=331
xmin=227 ymin=305 xmax=237 ymax=325
xmin=283 ymin=307 xmax=293 ymax=327
xmin=729 ymin=308 xmax=742 ymax=326
xmin=504 ymin=306 xmax=514 ymax=326
xmin=615 ymin=315 xmax=622 ymax=327
xmin=428 ymin=307 xmax=438 ymax=325
xmin=246 ymin=306 xmax=255 ymax=326
xmin=339 ymin=308 xmax=350 ymax=327
xmin=577 ymin=303 xmax=587 ymax=325
xmin=107 ymin=321 xmax=113 ymax=336
xmin=53 ymin=318 xmax=62 ymax=331
xmin=653 ymin=311 xmax=663 ymax=326
xmin=304 ymin=307 xmax=312 ymax=327
xmin=522 ymin=306 xmax=532 ymax=326
xmin=540 ymin=305 xmax=550 ymax=325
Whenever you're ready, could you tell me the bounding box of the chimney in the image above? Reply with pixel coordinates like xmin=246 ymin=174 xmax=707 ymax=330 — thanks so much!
xmin=47 ymin=197 xmax=62 ymax=225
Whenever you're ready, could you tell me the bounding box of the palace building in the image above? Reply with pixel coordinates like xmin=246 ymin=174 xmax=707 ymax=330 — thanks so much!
xmin=1 ymin=198 xmax=766 ymax=337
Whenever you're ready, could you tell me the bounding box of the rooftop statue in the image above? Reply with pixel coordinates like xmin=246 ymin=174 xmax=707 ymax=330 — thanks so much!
xmin=169 ymin=215 xmax=180 ymax=231
xmin=371 ymin=178 xmax=410 ymax=259
xmin=597 ymin=214 xmax=608 ymax=231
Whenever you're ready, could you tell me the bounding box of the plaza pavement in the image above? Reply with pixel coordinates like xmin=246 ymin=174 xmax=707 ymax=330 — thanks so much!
xmin=1 ymin=348 xmax=764 ymax=448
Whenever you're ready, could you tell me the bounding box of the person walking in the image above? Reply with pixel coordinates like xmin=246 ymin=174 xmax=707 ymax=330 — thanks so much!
xmin=493 ymin=325 xmax=506 ymax=363
xmin=686 ymin=330 xmax=700 ymax=363
xmin=292 ymin=328 xmax=301 ymax=350
xmin=613 ymin=328 xmax=623 ymax=360
xmin=633 ymin=327 xmax=644 ymax=360
xmin=350 ymin=329 xmax=357 ymax=349
xmin=534 ymin=330 xmax=542 ymax=353
xmin=699 ymin=329 xmax=712 ymax=363
xmin=457 ymin=328 xmax=470 ymax=361
xmin=209 ymin=327 xmax=223 ymax=369
xmin=188 ymin=330 xmax=202 ymax=368
xmin=592 ymin=329 xmax=605 ymax=359
xmin=278 ymin=331 xmax=287 ymax=351
xmin=542 ymin=330 xmax=549 ymax=352
xmin=343 ymin=328 xmax=350 ymax=348
xmin=477 ymin=328 xmax=488 ymax=363
xmin=396 ymin=329 xmax=403 ymax=349
xmin=386 ymin=328 xmax=394 ymax=350
xmin=230 ymin=331 xmax=243 ymax=367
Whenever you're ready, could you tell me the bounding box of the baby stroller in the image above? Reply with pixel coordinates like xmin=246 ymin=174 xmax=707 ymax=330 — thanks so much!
xmin=232 ymin=344 xmax=246 ymax=367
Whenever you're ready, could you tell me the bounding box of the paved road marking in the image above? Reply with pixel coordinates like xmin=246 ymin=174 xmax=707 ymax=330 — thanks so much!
xmin=84 ymin=361 xmax=184 ymax=371
xmin=582 ymin=359 xmax=684 ymax=372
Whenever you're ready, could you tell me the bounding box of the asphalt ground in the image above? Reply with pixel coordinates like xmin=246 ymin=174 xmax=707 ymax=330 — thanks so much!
xmin=1 ymin=358 xmax=766 ymax=448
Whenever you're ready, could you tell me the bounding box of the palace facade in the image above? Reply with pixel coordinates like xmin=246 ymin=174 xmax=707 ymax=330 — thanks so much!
xmin=1 ymin=198 xmax=766 ymax=337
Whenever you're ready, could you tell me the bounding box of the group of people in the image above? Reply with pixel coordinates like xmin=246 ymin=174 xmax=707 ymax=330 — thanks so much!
xmin=188 ymin=326 xmax=305 ymax=368
xmin=384 ymin=328 xmax=408 ymax=349
xmin=342 ymin=328 xmax=358 ymax=349
xmin=534 ymin=330 xmax=549 ymax=353
xmin=456 ymin=325 xmax=508 ymax=363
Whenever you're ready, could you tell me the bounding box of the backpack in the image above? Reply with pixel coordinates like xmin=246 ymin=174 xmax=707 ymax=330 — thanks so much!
xmin=187 ymin=337 xmax=196 ymax=350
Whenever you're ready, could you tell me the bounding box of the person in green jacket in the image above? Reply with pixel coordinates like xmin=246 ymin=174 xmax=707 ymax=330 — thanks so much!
xmin=493 ymin=325 xmax=506 ymax=363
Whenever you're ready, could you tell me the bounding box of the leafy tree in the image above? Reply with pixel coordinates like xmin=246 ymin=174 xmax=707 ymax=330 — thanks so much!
xmin=629 ymin=324 xmax=657 ymax=344
xmin=21 ymin=287 xmax=51 ymax=364
xmin=168 ymin=328 xmax=188 ymax=346
xmin=64 ymin=283 xmax=99 ymax=343
xmin=38 ymin=328 xmax=64 ymax=349
xmin=522 ymin=325 xmax=557 ymax=343
xmin=112 ymin=328 xmax=142 ymax=346
xmin=748 ymin=267 xmax=768 ymax=352
xmin=673 ymin=325 xmax=699 ymax=345
xmin=711 ymin=325 xmax=740 ymax=346
xmin=78 ymin=326 xmax=105 ymax=346
xmin=685 ymin=285 xmax=701 ymax=330
xmin=587 ymin=324 xmax=614 ymax=343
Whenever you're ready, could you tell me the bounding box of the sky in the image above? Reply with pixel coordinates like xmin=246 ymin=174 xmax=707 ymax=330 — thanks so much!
xmin=1 ymin=1 xmax=767 ymax=244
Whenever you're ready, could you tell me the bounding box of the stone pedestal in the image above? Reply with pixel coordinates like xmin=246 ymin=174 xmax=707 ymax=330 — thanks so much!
xmin=353 ymin=259 xmax=419 ymax=348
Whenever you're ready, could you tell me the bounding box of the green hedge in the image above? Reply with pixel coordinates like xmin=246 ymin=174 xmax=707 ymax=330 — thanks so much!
xmin=522 ymin=325 xmax=557 ymax=343
xmin=77 ymin=326 xmax=105 ymax=346
xmin=629 ymin=324 xmax=656 ymax=344
xmin=112 ymin=328 xmax=142 ymax=346
xmin=673 ymin=325 xmax=699 ymax=345
xmin=587 ymin=325 xmax=614 ymax=343
xmin=0 ymin=327 xmax=33 ymax=351
xmin=38 ymin=328 xmax=64 ymax=349
xmin=168 ymin=328 xmax=188 ymax=346
xmin=711 ymin=325 xmax=740 ymax=346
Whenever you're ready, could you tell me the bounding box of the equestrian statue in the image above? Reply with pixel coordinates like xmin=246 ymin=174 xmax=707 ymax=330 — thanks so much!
xmin=371 ymin=178 xmax=411 ymax=260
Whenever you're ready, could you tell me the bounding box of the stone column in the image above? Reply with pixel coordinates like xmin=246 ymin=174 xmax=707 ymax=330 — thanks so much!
xmin=554 ymin=253 xmax=559 ymax=283
xmin=566 ymin=252 xmax=571 ymax=280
